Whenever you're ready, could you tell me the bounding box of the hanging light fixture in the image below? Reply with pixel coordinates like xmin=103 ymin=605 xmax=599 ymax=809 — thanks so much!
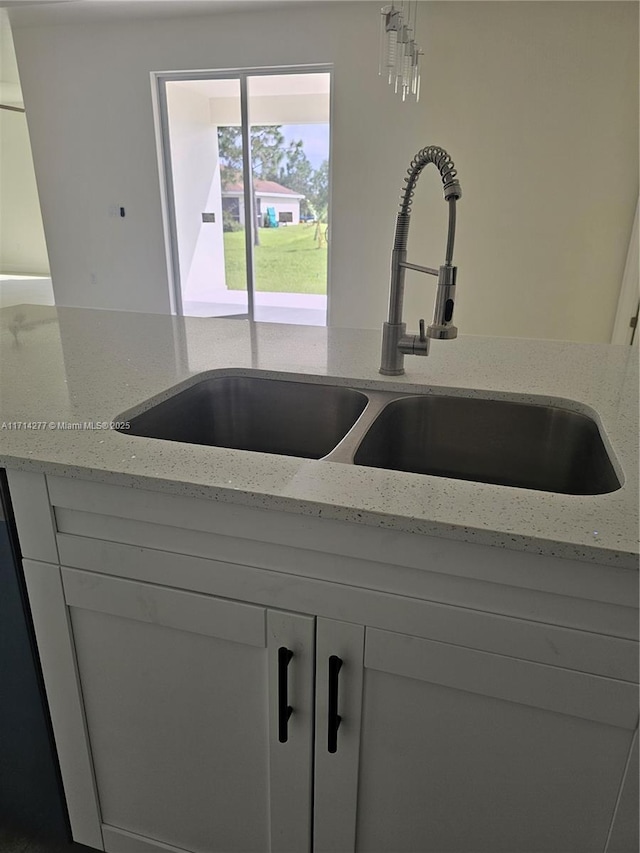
xmin=379 ymin=2 xmax=423 ymax=102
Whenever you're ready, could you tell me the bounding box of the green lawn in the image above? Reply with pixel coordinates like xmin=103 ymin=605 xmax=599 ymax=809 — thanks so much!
xmin=223 ymin=223 xmax=327 ymax=294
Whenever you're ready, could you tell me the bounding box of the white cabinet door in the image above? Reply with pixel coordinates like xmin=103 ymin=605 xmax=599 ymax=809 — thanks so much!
xmin=313 ymin=618 xmax=365 ymax=853
xmin=61 ymin=568 xmax=314 ymax=853
xmin=606 ymin=729 xmax=639 ymax=853
xmin=314 ymin=622 xmax=638 ymax=853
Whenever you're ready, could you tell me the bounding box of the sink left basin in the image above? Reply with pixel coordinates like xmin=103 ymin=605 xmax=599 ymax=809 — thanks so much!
xmin=120 ymin=375 xmax=368 ymax=460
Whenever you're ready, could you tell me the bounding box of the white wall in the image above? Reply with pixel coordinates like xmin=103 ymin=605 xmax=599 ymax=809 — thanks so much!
xmin=259 ymin=196 xmax=301 ymax=226
xmin=9 ymin=2 xmax=638 ymax=341
xmin=0 ymin=110 xmax=50 ymax=275
xmin=0 ymin=13 xmax=49 ymax=275
xmin=165 ymin=83 xmax=226 ymax=301
xmin=410 ymin=1 xmax=639 ymax=344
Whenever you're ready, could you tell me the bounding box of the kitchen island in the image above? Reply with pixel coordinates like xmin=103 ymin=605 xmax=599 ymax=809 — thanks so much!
xmin=1 ymin=303 xmax=638 ymax=853
xmin=1 ymin=303 xmax=638 ymax=566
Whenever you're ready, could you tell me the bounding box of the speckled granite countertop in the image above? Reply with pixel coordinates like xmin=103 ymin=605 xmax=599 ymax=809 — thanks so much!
xmin=1 ymin=304 xmax=638 ymax=569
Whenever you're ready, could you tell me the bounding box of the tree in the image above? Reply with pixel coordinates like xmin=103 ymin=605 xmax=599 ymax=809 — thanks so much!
xmin=251 ymin=126 xmax=285 ymax=181
xmin=279 ymin=140 xmax=314 ymax=218
xmin=217 ymin=126 xmax=243 ymax=189
xmin=308 ymin=160 xmax=329 ymax=245
xmin=217 ymin=125 xmax=286 ymax=188
xmin=217 ymin=125 xmax=288 ymax=245
xmin=216 ymin=126 xmax=329 ymax=244
xmin=308 ymin=159 xmax=329 ymax=220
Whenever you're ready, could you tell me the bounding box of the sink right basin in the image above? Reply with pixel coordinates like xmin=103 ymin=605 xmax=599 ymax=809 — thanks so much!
xmin=353 ymin=395 xmax=621 ymax=495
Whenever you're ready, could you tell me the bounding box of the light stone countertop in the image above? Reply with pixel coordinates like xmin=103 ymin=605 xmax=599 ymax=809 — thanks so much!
xmin=1 ymin=304 xmax=638 ymax=569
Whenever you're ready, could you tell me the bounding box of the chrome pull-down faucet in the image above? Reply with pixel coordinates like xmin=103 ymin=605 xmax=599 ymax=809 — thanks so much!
xmin=380 ymin=146 xmax=462 ymax=375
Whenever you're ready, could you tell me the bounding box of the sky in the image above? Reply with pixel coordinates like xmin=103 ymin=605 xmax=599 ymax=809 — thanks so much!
xmin=280 ymin=124 xmax=330 ymax=170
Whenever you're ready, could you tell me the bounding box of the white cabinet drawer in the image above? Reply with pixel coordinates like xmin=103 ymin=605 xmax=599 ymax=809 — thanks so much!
xmin=56 ymin=533 xmax=639 ymax=683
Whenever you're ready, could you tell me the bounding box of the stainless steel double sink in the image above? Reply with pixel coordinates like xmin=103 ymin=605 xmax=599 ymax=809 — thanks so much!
xmin=118 ymin=373 xmax=621 ymax=496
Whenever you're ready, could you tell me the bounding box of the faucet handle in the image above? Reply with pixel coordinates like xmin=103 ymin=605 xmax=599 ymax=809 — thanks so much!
xmin=419 ymin=319 xmax=426 ymax=342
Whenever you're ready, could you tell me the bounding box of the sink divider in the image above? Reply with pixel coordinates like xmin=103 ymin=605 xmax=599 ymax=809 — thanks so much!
xmin=322 ymin=391 xmax=406 ymax=464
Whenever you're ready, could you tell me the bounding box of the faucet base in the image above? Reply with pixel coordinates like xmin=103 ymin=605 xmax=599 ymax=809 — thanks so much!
xmin=380 ymin=321 xmax=432 ymax=374
xmin=380 ymin=322 xmax=407 ymax=375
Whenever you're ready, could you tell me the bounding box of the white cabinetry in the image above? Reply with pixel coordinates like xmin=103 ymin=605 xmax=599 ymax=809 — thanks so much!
xmin=67 ymin=571 xmax=313 ymax=853
xmin=8 ymin=471 xmax=640 ymax=853
xmin=314 ymin=622 xmax=635 ymax=853
xmin=25 ymin=563 xmax=314 ymax=853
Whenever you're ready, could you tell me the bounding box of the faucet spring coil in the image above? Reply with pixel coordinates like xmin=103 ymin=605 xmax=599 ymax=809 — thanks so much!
xmin=399 ymin=146 xmax=460 ymax=217
xmin=393 ymin=214 xmax=411 ymax=251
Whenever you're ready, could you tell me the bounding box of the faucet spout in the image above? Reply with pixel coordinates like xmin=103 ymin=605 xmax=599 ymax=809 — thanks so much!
xmin=380 ymin=146 xmax=462 ymax=376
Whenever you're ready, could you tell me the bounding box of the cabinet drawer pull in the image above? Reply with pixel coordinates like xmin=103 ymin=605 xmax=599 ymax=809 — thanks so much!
xmin=328 ymin=655 xmax=343 ymax=754
xmin=278 ymin=646 xmax=294 ymax=743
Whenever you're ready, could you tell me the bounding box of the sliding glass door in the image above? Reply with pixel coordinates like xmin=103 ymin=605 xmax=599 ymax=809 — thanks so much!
xmin=157 ymin=67 xmax=331 ymax=326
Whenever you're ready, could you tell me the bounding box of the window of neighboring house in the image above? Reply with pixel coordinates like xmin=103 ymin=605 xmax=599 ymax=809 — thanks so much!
xmin=222 ymin=197 xmax=240 ymax=223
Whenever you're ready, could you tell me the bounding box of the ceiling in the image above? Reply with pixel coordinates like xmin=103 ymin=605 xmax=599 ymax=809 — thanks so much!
xmin=3 ymin=0 xmax=628 ymax=27
xmin=3 ymin=0 xmax=326 ymax=27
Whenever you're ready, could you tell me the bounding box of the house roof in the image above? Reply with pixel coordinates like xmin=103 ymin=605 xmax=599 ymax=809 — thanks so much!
xmin=222 ymin=178 xmax=305 ymax=199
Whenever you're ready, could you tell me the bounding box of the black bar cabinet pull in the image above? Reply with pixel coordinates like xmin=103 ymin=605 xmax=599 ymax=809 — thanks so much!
xmin=327 ymin=654 xmax=343 ymax=754
xmin=278 ymin=647 xmax=294 ymax=743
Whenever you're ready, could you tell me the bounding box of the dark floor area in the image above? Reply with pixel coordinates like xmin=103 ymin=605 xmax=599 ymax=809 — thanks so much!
xmin=0 ymin=824 xmax=96 ymax=853
xmin=1 ymin=496 xmax=97 ymax=853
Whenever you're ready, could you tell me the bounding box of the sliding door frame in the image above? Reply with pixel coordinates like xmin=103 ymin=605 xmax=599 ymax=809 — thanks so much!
xmin=152 ymin=64 xmax=333 ymax=321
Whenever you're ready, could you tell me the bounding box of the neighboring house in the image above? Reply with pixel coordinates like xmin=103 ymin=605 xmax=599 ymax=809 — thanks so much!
xmin=222 ymin=178 xmax=305 ymax=226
